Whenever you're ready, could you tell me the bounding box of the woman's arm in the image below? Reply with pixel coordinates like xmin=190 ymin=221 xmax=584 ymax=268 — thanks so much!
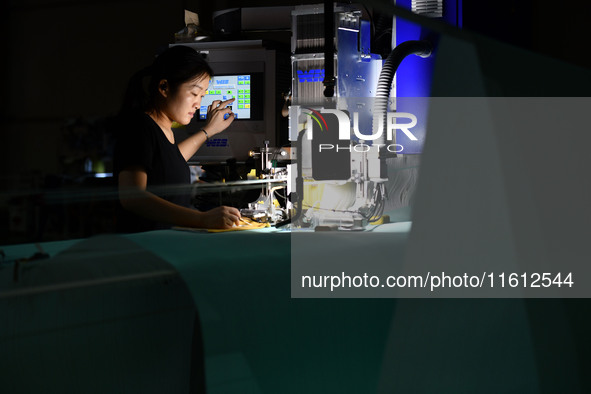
xmin=119 ymin=167 xmax=241 ymax=229
xmin=177 ymin=129 xmax=208 ymax=162
xmin=178 ymin=98 xmax=235 ymax=161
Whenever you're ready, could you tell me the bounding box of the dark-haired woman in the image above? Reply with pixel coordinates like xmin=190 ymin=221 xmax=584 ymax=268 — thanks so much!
xmin=114 ymin=45 xmax=240 ymax=232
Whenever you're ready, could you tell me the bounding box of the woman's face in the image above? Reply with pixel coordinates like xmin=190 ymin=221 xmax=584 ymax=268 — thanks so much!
xmin=161 ymin=74 xmax=210 ymax=126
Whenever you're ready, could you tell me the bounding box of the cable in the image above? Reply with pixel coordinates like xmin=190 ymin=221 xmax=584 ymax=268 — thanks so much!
xmin=372 ymin=40 xmax=433 ymax=151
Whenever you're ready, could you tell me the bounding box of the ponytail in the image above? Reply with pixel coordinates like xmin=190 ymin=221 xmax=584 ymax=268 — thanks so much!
xmin=119 ymin=65 xmax=153 ymax=115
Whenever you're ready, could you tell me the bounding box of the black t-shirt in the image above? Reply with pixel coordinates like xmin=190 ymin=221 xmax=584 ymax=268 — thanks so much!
xmin=114 ymin=111 xmax=191 ymax=232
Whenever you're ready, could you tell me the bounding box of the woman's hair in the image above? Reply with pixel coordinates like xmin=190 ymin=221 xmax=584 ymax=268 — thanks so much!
xmin=120 ymin=45 xmax=213 ymax=114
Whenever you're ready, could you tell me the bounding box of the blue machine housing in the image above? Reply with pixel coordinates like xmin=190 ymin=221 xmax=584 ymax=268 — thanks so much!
xmin=395 ymin=0 xmax=462 ymax=154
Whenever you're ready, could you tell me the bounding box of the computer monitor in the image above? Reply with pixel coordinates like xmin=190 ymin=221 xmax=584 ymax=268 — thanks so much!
xmin=199 ymin=73 xmax=264 ymax=121
xmin=170 ymin=41 xmax=289 ymax=164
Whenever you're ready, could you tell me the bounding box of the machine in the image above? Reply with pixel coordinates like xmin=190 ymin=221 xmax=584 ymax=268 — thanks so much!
xmin=287 ymin=3 xmax=436 ymax=231
xmin=171 ymin=2 xmax=460 ymax=228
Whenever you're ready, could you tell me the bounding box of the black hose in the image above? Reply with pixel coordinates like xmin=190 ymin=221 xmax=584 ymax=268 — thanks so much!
xmin=372 ymin=40 xmax=433 ymax=148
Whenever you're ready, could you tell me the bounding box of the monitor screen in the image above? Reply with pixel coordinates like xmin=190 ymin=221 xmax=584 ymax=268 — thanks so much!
xmin=200 ymin=75 xmax=256 ymax=120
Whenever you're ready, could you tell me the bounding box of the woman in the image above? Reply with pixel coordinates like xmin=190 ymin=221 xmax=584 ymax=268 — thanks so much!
xmin=114 ymin=45 xmax=241 ymax=232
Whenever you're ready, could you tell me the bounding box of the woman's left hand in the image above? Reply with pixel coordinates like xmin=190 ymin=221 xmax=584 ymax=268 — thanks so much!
xmin=205 ymin=98 xmax=235 ymax=136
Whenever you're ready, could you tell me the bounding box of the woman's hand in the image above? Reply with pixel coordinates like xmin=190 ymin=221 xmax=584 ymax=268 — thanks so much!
xmin=204 ymin=98 xmax=235 ymax=136
xmin=198 ymin=205 xmax=241 ymax=229
xmin=177 ymin=97 xmax=235 ymax=161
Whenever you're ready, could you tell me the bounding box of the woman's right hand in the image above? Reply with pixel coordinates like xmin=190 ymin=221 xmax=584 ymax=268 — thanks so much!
xmin=198 ymin=205 xmax=241 ymax=229
xmin=205 ymin=98 xmax=236 ymax=136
